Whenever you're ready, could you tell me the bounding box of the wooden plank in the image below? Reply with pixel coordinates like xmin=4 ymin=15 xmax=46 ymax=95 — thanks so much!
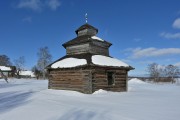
xmin=52 ymin=76 xmax=82 ymax=79
xmin=115 ymin=75 xmax=126 ymax=77
xmin=49 ymin=87 xmax=84 ymax=92
xmin=93 ymin=79 xmax=107 ymax=82
xmin=115 ymin=81 xmax=126 ymax=84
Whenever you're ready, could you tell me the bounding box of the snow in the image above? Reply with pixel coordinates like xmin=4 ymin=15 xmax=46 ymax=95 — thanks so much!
xmin=92 ymin=55 xmax=130 ymax=67
xmin=0 ymin=66 xmax=11 ymax=71
xmin=51 ymin=58 xmax=87 ymax=68
xmin=51 ymin=55 xmax=130 ymax=69
xmin=19 ymin=70 xmax=35 ymax=77
xmin=91 ymin=36 xmax=104 ymax=41
xmin=0 ymin=78 xmax=180 ymax=120
xmin=128 ymin=78 xmax=146 ymax=84
xmin=93 ymin=89 xmax=108 ymax=95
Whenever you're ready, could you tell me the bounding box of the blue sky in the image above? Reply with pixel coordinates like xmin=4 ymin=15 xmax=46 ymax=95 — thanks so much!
xmin=0 ymin=0 xmax=180 ymax=76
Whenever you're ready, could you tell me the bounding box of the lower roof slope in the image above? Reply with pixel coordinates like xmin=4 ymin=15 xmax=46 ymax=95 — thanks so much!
xmin=62 ymin=35 xmax=112 ymax=48
xmin=47 ymin=53 xmax=134 ymax=70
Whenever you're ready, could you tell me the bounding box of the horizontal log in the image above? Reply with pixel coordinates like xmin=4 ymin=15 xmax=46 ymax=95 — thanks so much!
xmin=50 ymin=84 xmax=70 ymax=88
xmin=93 ymin=71 xmax=106 ymax=74
xmin=50 ymin=81 xmax=70 ymax=84
xmin=115 ymin=84 xmax=126 ymax=87
xmin=95 ymin=76 xmax=106 ymax=79
xmin=52 ymin=74 xmax=82 ymax=77
xmin=70 ymin=82 xmax=84 ymax=85
xmin=93 ymin=79 xmax=107 ymax=82
xmin=93 ymin=83 xmax=107 ymax=86
xmin=115 ymin=76 xmax=126 ymax=78
xmin=49 ymin=87 xmax=84 ymax=92
xmin=52 ymin=77 xmax=83 ymax=80
xmin=50 ymin=69 xmax=91 ymax=73
xmin=115 ymin=81 xmax=126 ymax=84
xmin=116 ymin=71 xmax=126 ymax=73
xmin=50 ymin=83 xmax=85 ymax=88
xmin=108 ymin=88 xmax=126 ymax=91
xmin=92 ymin=81 xmax=107 ymax=84
xmin=50 ymin=80 xmax=84 ymax=83
xmin=52 ymin=76 xmax=83 ymax=79
xmin=50 ymin=72 xmax=80 ymax=74
xmin=115 ymin=78 xmax=126 ymax=80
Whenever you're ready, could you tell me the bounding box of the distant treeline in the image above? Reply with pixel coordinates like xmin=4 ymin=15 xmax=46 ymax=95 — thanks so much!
xmin=128 ymin=76 xmax=180 ymax=82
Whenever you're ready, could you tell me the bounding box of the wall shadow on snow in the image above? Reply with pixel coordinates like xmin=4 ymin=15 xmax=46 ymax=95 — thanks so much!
xmin=0 ymin=91 xmax=33 ymax=113
xmin=59 ymin=109 xmax=97 ymax=120
xmin=58 ymin=108 xmax=111 ymax=120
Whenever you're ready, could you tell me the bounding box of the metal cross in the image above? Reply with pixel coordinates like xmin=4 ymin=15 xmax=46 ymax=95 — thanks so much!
xmin=85 ymin=13 xmax=88 ymax=23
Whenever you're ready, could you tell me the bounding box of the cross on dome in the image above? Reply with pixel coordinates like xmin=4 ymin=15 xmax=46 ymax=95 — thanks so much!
xmin=85 ymin=13 xmax=88 ymax=23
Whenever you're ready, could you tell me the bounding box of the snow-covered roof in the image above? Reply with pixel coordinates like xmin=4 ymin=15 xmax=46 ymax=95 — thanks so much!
xmin=92 ymin=55 xmax=130 ymax=67
xmin=49 ymin=54 xmax=132 ymax=69
xmin=51 ymin=58 xmax=87 ymax=68
xmin=0 ymin=66 xmax=12 ymax=71
xmin=91 ymin=36 xmax=104 ymax=41
xmin=19 ymin=70 xmax=35 ymax=77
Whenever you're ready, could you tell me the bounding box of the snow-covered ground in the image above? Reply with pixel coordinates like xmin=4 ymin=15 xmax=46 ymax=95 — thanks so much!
xmin=0 ymin=78 xmax=180 ymax=120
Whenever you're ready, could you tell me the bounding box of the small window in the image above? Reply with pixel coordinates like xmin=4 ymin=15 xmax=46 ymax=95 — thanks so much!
xmin=107 ymin=72 xmax=115 ymax=85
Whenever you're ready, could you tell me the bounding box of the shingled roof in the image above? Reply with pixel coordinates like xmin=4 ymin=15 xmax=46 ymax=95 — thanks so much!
xmin=62 ymin=35 xmax=112 ymax=48
xmin=75 ymin=23 xmax=98 ymax=35
xmin=62 ymin=35 xmax=90 ymax=48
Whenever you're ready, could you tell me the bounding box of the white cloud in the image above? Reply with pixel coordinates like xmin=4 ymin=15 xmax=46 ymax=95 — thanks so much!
xmin=138 ymin=60 xmax=154 ymax=64
xmin=160 ymin=32 xmax=180 ymax=39
xmin=46 ymin=0 xmax=61 ymax=10
xmin=17 ymin=0 xmax=42 ymax=11
xmin=160 ymin=18 xmax=180 ymax=39
xmin=174 ymin=62 xmax=180 ymax=67
xmin=172 ymin=18 xmax=180 ymax=29
xmin=127 ymin=47 xmax=180 ymax=59
xmin=157 ymin=64 xmax=166 ymax=70
xmin=121 ymin=59 xmax=132 ymax=63
xmin=17 ymin=0 xmax=61 ymax=11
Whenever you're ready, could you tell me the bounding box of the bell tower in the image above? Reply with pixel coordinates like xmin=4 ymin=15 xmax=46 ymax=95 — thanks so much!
xmin=75 ymin=23 xmax=98 ymax=37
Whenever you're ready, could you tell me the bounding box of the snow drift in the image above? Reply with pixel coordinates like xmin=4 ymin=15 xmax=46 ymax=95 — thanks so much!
xmin=0 ymin=78 xmax=180 ymax=120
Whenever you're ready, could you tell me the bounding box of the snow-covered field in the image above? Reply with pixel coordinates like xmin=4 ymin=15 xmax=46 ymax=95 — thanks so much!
xmin=0 ymin=78 xmax=180 ymax=120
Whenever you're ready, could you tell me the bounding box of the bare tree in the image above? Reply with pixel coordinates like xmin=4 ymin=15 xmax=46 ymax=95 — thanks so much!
xmin=37 ymin=46 xmax=52 ymax=79
xmin=0 ymin=55 xmax=12 ymax=66
xmin=14 ymin=56 xmax=25 ymax=78
xmin=147 ymin=63 xmax=161 ymax=82
xmin=147 ymin=63 xmax=180 ymax=83
xmin=31 ymin=65 xmax=40 ymax=79
xmin=0 ymin=69 xmax=8 ymax=83
xmin=165 ymin=65 xmax=180 ymax=83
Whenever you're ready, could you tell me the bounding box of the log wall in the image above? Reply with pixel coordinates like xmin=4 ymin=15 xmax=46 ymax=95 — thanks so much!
xmin=66 ymin=43 xmax=90 ymax=55
xmin=92 ymin=68 xmax=127 ymax=92
xmin=66 ymin=42 xmax=109 ymax=56
xmin=49 ymin=69 xmax=92 ymax=93
xmin=48 ymin=67 xmax=128 ymax=94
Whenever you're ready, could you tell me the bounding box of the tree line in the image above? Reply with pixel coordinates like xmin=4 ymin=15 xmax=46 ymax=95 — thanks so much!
xmin=147 ymin=63 xmax=180 ymax=83
xmin=0 ymin=46 xmax=52 ymax=79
